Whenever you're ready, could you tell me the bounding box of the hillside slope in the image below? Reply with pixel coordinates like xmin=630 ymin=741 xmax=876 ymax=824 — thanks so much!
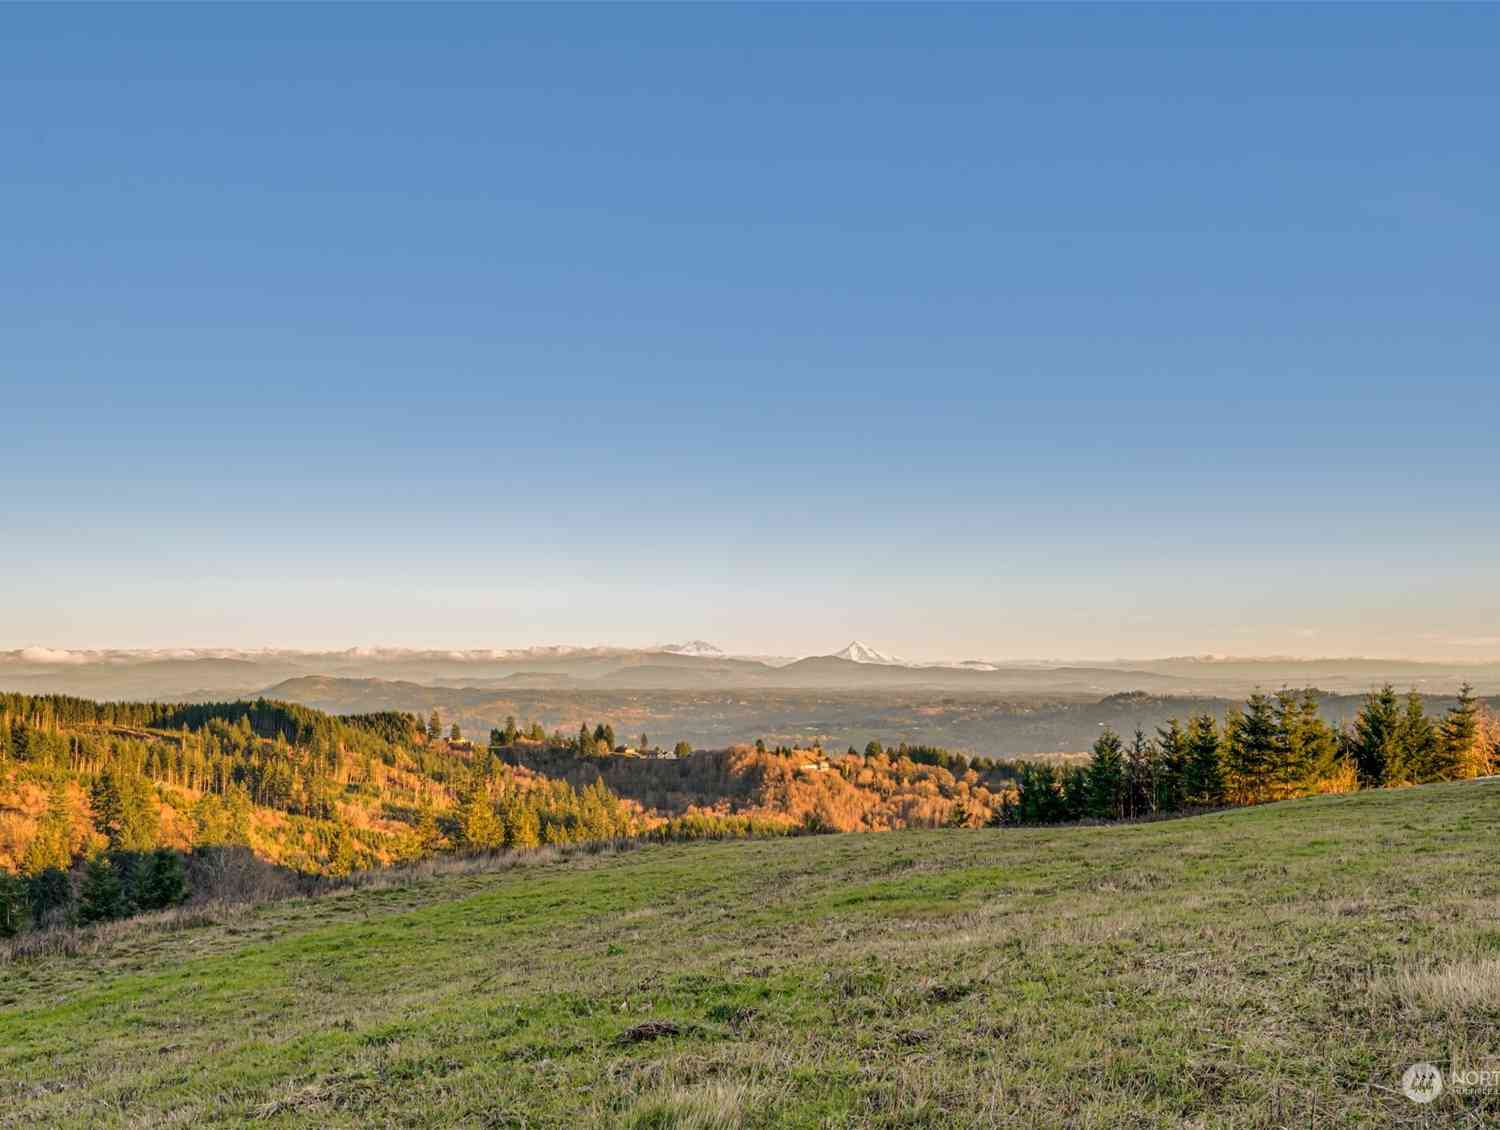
xmin=3 ymin=782 xmax=1498 ymax=1127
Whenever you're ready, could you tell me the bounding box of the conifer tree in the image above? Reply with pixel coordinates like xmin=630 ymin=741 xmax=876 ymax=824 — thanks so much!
xmin=0 ymin=871 xmax=28 ymax=937
xmin=1435 ymin=683 xmax=1483 ymax=780
xmin=1392 ymin=690 xmax=1438 ymax=783
xmin=457 ymin=781 xmax=503 ymax=852
xmin=503 ymin=795 xmax=541 ymax=849
xmin=1124 ymin=728 xmax=1155 ymax=818
xmin=26 ymin=867 xmax=72 ymax=927
xmin=1060 ymin=763 xmax=1089 ymax=820
xmin=1154 ymin=719 xmax=1188 ymax=812
xmin=1269 ymin=689 xmax=1336 ymax=796
xmin=327 ymin=826 xmax=358 ymax=877
xmin=1086 ymin=728 xmax=1125 ymax=819
xmin=1224 ymin=693 xmax=1278 ymax=803
xmin=139 ymin=848 xmax=187 ymax=910
xmin=1182 ymin=713 xmax=1223 ymax=806
xmin=1294 ymin=690 xmax=1340 ymax=786
xmin=23 ymin=783 xmax=74 ymax=875
xmin=77 ymin=855 xmax=129 ymax=924
xmin=1351 ymin=684 xmax=1401 ymax=787
xmin=414 ymin=799 xmax=446 ymax=854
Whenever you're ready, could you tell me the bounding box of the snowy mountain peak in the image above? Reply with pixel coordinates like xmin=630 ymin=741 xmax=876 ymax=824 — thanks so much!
xmin=831 ymin=641 xmax=904 ymax=665
xmin=660 ymin=640 xmax=726 ymax=658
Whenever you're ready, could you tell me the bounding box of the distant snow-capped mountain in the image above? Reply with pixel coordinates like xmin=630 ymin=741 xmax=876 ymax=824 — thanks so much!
xmin=830 ymin=641 xmax=906 ymax=665
xmin=659 ymin=640 xmax=727 ymax=658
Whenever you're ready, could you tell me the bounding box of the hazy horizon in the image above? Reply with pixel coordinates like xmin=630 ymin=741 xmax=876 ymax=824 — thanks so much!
xmin=6 ymin=6 xmax=1497 ymax=663
xmin=5 ymin=639 xmax=1500 ymax=668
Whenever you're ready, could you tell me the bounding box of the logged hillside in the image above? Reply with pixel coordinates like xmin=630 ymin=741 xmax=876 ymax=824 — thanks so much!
xmin=3 ymin=782 xmax=1498 ymax=1126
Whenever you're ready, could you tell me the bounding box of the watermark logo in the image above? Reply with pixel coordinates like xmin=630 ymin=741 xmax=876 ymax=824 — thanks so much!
xmin=1402 ymin=1062 xmax=1443 ymax=1104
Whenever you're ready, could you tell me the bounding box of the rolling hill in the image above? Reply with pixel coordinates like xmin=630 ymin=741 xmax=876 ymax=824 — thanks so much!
xmin=4 ymin=781 xmax=1496 ymax=1126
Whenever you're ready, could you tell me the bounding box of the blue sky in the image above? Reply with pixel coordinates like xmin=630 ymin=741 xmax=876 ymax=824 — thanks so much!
xmin=3 ymin=5 xmax=1498 ymax=660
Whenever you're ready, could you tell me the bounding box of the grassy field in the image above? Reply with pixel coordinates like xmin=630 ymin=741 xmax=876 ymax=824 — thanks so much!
xmin=3 ymin=782 xmax=1498 ymax=1128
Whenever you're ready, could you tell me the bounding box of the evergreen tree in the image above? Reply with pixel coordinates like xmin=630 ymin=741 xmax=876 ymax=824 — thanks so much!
xmin=1182 ymin=713 xmax=1223 ymax=806
xmin=502 ymin=794 xmax=541 ymax=849
xmin=90 ymin=767 xmax=159 ymax=852
xmin=1060 ymin=764 xmax=1090 ymax=820
xmin=1086 ymin=728 xmax=1125 ymax=819
xmin=503 ymin=716 xmax=519 ymax=744
xmin=1269 ymin=689 xmax=1336 ymax=796
xmin=1294 ymin=690 xmax=1340 ymax=786
xmin=1124 ymin=728 xmax=1155 ymax=818
xmin=1224 ymin=693 xmax=1278 ymax=803
xmin=1154 ymin=719 xmax=1188 ymax=812
xmin=77 ymin=855 xmax=129 ymax=924
xmin=139 ymin=848 xmax=188 ymax=910
xmin=0 ymin=871 xmax=28 ymax=937
xmin=26 ymin=867 xmax=72 ymax=926
xmin=1435 ymin=684 xmax=1481 ymax=780
xmin=414 ymin=800 xmax=447 ymax=854
xmin=23 ymin=783 xmax=74 ymax=875
xmin=427 ymin=710 xmax=441 ymax=741
xmin=327 ymin=826 xmax=358 ymax=877
xmin=1351 ymin=684 xmax=1401 ymax=787
xmin=450 ymin=722 xmax=462 ymax=742
xmin=673 ymin=741 xmax=692 ymax=757
xmin=578 ymin=723 xmax=594 ymax=754
xmin=1392 ymin=690 xmax=1438 ymax=783
xmin=457 ymin=781 xmax=503 ymax=852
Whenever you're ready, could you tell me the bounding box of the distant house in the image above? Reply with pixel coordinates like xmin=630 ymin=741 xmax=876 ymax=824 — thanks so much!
xmin=447 ymin=738 xmax=475 ymax=754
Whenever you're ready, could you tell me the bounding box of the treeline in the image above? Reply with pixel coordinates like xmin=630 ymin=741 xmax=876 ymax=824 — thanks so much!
xmin=1005 ymin=684 xmax=1495 ymax=825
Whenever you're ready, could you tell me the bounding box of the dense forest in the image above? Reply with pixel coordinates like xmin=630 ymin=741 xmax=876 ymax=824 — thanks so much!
xmin=1003 ymin=684 xmax=1497 ymax=825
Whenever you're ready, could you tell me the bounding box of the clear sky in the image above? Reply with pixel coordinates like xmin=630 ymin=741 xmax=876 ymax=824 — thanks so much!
xmin=4 ymin=4 xmax=1498 ymax=661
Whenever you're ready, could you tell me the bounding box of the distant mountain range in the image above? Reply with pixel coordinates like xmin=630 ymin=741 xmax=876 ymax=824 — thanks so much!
xmin=4 ymin=643 xmax=1500 ymax=703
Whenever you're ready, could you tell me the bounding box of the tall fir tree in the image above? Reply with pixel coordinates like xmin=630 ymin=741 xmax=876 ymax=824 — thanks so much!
xmin=1182 ymin=713 xmax=1224 ymax=806
xmin=457 ymin=779 xmax=503 ymax=852
xmin=1086 ymin=728 xmax=1125 ymax=820
xmin=1351 ymin=684 xmax=1401 ymax=787
xmin=1154 ymin=719 xmax=1188 ymax=812
xmin=77 ymin=855 xmax=129 ymax=924
xmin=0 ymin=871 xmax=28 ymax=937
xmin=1392 ymin=690 xmax=1438 ymax=783
xmin=1224 ymin=693 xmax=1279 ymax=803
xmin=1435 ymin=683 xmax=1486 ymax=779
xmin=1124 ymin=728 xmax=1155 ymax=819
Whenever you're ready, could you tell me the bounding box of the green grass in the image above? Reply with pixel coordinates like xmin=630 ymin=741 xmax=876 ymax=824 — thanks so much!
xmin=4 ymin=782 xmax=1500 ymax=1127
